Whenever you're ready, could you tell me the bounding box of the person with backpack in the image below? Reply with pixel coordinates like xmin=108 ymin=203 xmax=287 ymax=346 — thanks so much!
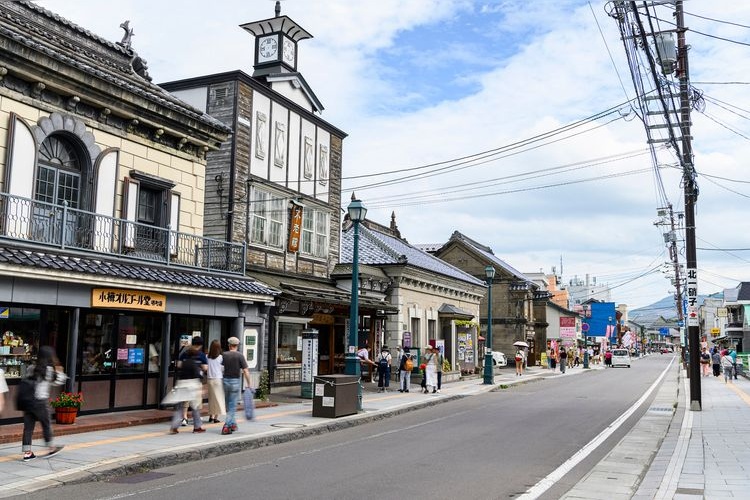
xmin=20 ymin=346 xmax=66 ymax=461
xmin=376 ymin=346 xmax=392 ymax=393
xmin=398 ymin=347 xmax=413 ymax=393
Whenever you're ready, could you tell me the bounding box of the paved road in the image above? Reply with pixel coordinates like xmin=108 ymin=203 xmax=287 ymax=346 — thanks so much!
xmin=36 ymin=356 xmax=673 ymax=500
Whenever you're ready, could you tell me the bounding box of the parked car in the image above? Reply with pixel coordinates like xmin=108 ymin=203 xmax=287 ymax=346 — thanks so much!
xmin=611 ymin=348 xmax=631 ymax=368
xmin=492 ymin=351 xmax=508 ymax=366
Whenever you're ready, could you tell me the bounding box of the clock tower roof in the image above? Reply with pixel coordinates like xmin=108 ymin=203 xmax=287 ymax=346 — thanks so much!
xmin=239 ymin=15 xmax=312 ymax=43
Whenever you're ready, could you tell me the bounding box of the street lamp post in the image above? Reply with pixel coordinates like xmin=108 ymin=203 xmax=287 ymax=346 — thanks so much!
xmin=345 ymin=197 xmax=367 ymax=411
xmin=483 ymin=265 xmax=496 ymax=385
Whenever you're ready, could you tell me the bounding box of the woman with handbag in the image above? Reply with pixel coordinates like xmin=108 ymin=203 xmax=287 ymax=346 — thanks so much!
xmin=21 ymin=346 xmax=66 ymax=461
xmin=206 ymin=340 xmax=225 ymax=424
xmin=169 ymin=345 xmax=207 ymax=434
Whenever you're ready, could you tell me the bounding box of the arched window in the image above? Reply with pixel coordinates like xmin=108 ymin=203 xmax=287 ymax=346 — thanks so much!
xmin=35 ymin=135 xmax=82 ymax=209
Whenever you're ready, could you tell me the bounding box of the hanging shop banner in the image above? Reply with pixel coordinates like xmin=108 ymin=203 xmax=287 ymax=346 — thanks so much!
xmin=92 ymin=288 xmax=166 ymax=312
xmin=288 ymin=203 xmax=303 ymax=253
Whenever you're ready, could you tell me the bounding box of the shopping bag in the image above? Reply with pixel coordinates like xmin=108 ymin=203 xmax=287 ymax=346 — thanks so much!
xmin=243 ymin=388 xmax=255 ymax=420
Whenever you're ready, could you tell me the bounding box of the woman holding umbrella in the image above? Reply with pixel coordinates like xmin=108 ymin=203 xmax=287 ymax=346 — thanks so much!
xmin=514 ymin=341 xmax=528 ymax=376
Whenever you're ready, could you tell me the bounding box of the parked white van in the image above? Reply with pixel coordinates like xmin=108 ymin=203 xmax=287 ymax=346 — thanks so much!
xmin=611 ymin=348 xmax=631 ymax=368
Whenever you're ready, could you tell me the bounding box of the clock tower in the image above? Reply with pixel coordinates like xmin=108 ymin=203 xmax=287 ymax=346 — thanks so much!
xmin=241 ymin=1 xmax=312 ymax=77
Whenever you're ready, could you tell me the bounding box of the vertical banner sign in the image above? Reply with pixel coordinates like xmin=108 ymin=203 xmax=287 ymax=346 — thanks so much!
xmin=559 ymin=317 xmax=576 ymax=339
xmin=686 ymin=268 xmax=699 ymax=327
xmin=288 ymin=203 xmax=303 ymax=253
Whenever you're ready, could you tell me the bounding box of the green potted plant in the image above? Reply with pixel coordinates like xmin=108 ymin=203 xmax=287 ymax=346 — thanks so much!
xmin=50 ymin=391 xmax=84 ymax=424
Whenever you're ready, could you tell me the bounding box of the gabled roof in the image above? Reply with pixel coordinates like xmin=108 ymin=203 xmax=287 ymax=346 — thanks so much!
xmin=724 ymin=281 xmax=750 ymax=303
xmin=439 ymin=231 xmax=534 ymax=285
xmin=264 ymin=72 xmax=323 ymax=113
xmin=341 ymin=225 xmax=485 ymax=286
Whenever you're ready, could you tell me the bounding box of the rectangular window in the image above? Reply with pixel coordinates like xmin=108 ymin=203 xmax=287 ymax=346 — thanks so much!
xmin=269 ymin=196 xmax=284 ymax=247
xmin=250 ymin=189 xmax=268 ymax=244
xmin=137 ymin=187 xmax=159 ymax=225
xmin=301 ymin=209 xmax=314 ymax=255
xmin=301 ymin=209 xmax=329 ymax=258
xmin=428 ymin=319 xmax=436 ymax=342
xmin=277 ymin=323 xmax=303 ymax=364
xmin=411 ymin=318 xmax=420 ymax=343
xmin=250 ymin=188 xmax=285 ymax=249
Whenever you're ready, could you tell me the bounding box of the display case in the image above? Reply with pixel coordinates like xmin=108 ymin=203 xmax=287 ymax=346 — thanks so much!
xmin=0 ymin=353 xmax=33 ymax=379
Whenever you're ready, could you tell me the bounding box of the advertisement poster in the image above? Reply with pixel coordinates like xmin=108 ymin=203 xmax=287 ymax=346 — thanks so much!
xmin=457 ymin=334 xmax=467 ymax=361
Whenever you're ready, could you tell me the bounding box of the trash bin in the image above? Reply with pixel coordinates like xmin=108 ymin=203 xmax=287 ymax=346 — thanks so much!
xmin=312 ymin=374 xmax=359 ymax=418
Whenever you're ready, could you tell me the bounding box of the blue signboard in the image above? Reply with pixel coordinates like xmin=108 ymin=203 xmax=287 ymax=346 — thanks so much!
xmin=128 ymin=348 xmax=144 ymax=364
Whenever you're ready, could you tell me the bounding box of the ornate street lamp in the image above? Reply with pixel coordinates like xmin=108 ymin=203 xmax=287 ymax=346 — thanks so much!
xmin=346 ymin=197 xmax=367 ymax=411
xmin=483 ymin=265 xmax=496 ymax=385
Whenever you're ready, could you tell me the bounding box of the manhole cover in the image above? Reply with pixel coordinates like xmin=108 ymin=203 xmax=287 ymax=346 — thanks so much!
xmin=110 ymin=472 xmax=173 ymax=484
xmin=270 ymin=423 xmax=307 ymax=428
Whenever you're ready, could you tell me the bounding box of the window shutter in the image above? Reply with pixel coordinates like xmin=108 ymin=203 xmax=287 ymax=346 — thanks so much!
xmin=121 ymin=177 xmax=139 ymax=248
xmin=5 ymin=114 xmax=36 ymax=239
xmin=168 ymin=190 xmax=180 ymax=256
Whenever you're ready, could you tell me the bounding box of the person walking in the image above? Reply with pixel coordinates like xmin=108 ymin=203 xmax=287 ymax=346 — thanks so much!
xmin=170 ymin=344 xmax=207 ymax=435
xmin=604 ymin=349 xmax=612 ymax=367
xmin=729 ymin=346 xmax=738 ymax=380
xmin=178 ymin=336 xmax=208 ymax=426
xmin=376 ymin=346 xmax=392 ymax=392
xmin=206 ymin=340 xmax=225 ymax=424
xmin=398 ymin=347 xmax=413 ymax=393
xmin=700 ymin=347 xmax=711 ymax=377
xmin=549 ymin=348 xmax=557 ymax=371
xmin=711 ymin=348 xmax=721 ymax=377
xmin=574 ymin=349 xmax=580 ymax=367
xmin=221 ymin=337 xmax=252 ymax=435
xmin=721 ymin=350 xmax=734 ymax=383
xmin=435 ymin=346 xmax=444 ymax=393
xmin=515 ymin=348 xmax=525 ymax=376
xmin=21 ymin=346 xmax=66 ymax=461
xmin=559 ymin=347 xmax=568 ymax=374
xmin=423 ymin=346 xmax=439 ymax=393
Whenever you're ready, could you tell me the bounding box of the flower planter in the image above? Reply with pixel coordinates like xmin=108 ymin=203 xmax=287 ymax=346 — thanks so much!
xmin=55 ymin=407 xmax=78 ymax=425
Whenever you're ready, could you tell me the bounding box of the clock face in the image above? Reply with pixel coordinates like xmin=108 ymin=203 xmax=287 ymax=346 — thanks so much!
xmin=258 ymin=36 xmax=278 ymax=62
xmin=282 ymin=37 xmax=296 ymax=66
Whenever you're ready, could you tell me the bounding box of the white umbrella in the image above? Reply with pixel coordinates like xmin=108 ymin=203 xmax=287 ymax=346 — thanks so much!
xmin=513 ymin=341 xmax=529 ymax=348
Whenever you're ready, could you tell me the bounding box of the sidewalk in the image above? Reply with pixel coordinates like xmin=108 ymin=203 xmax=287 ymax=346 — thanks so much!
xmin=564 ymin=360 xmax=750 ymax=500
xmin=5 ymin=357 xmax=744 ymax=499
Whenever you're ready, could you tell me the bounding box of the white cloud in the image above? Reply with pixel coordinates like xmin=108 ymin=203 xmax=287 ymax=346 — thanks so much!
xmin=35 ymin=0 xmax=750 ymax=309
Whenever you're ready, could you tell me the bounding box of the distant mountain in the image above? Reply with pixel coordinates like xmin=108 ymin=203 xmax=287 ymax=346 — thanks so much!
xmin=629 ymin=294 xmax=719 ymax=325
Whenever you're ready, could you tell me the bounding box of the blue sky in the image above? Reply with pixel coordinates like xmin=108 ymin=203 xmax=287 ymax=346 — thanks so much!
xmin=35 ymin=1 xmax=750 ymax=310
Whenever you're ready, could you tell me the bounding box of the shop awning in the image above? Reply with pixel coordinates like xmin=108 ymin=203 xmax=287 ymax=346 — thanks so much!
xmin=248 ymin=271 xmax=398 ymax=313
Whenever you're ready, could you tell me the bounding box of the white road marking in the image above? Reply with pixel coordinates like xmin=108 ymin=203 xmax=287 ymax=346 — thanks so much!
xmin=517 ymin=358 xmax=675 ymax=500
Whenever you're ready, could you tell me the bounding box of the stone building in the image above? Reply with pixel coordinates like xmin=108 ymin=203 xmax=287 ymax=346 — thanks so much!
xmin=0 ymin=1 xmax=276 ymax=422
xmin=338 ymin=219 xmax=485 ymax=374
xmin=428 ymin=232 xmax=541 ymax=364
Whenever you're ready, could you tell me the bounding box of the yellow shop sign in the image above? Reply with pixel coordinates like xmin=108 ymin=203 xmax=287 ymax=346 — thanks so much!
xmin=92 ymin=288 xmax=166 ymax=312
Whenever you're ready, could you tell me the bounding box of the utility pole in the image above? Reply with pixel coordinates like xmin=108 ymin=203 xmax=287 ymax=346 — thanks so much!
xmin=675 ymin=0 xmax=701 ymax=410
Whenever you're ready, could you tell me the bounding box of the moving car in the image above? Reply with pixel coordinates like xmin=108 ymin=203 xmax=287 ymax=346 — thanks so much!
xmin=492 ymin=351 xmax=508 ymax=366
xmin=611 ymin=348 xmax=631 ymax=368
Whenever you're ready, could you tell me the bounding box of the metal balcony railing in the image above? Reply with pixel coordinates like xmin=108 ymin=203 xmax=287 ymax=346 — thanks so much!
xmin=0 ymin=192 xmax=246 ymax=275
